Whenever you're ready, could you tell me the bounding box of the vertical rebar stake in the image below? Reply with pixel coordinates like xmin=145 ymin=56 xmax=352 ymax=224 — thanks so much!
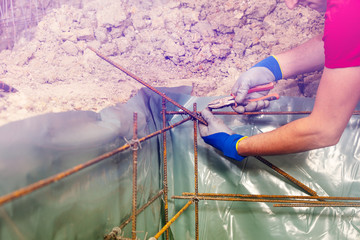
xmin=193 ymin=103 xmax=199 ymax=240
xmin=162 ymin=98 xmax=169 ymax=240
xmin=132 ymin=113 xmax=138 ymax=240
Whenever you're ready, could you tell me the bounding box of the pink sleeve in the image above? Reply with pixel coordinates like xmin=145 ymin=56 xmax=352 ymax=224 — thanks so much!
xmin=323 ymin=0 xmax=360 ymax=68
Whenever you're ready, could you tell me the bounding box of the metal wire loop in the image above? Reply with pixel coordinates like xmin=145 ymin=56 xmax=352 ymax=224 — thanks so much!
xmin=124 ymin=137 xmax=142 ymax=150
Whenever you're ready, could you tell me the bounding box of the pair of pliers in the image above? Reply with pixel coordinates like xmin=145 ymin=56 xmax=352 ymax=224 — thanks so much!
xmin=208 ymin=82 xmax=279 ymax=109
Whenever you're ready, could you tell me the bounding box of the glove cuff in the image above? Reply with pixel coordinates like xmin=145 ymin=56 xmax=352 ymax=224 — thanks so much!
xmin=252 ymin=55 xmax=283 ymax=81
xmin=202 ymin=132 xmax=246 ymax=161
xmin=235 ymin=136 xmax=248 ymax=152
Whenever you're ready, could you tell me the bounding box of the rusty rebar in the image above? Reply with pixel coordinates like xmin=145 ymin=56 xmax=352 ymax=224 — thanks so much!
xmin=88 ymin=46 xmax=207 ymax=125
xmin=104 ymin=190 xmax=164 ymax=240
xmin=274 ymin=203 xmax=360 ymax=207
xmin=193 ymin=103 xmax=199 ymax=240
xmin=117 ymin=190 xmax=164 ymax=230
xmin=181 ymin=192 xmax=360 ymax=201
xmin=162 ymin=98 xmax=169 ymax=240
xmin=0 ymin=208 xmax=26 ymax=240
xmin=132 ymin=113 xmax=138 ymax=240
xmin=0 ymin=116 xmax=191 ymax=206
xmin=172 ymin=195 xmax=360 ymax=207
xmin=152 ymin=200 xmax=193 ymax=239
xmin=254 ymin=156 xmax=318 ymax=197
xmin=166 ymin=110 xmax=360 ymax=116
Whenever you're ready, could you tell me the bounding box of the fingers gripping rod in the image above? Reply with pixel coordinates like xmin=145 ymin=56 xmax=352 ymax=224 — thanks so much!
xmin=88 ymin=46 xmax=208 ymax=126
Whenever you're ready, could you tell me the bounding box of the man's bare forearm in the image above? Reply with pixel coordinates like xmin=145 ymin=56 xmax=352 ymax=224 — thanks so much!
xmin=236 ymin=116 xmax=331 ymax=156
xmin=276 ymin=34 xmax=325 ymax=78
xmin=236 ymin=66 xmax=360 ymax=156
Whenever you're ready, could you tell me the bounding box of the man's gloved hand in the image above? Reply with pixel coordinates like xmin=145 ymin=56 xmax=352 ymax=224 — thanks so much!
xmin=199 ymin=108 xmax=246 ymax=161
xmin=231 ymin=56 xmax=282 ymax=113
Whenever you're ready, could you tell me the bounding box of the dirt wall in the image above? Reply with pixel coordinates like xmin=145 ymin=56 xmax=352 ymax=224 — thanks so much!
xmin=0 ymin=0 xmax=324 ymax=126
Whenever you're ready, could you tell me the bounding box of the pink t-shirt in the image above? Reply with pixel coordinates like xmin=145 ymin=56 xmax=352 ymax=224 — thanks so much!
xmin=323 ymin=0 xmax=360 ymax=68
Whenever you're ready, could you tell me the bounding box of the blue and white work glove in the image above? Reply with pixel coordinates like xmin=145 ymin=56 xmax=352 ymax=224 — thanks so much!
xmin=231 ymin=56 xmax=282 ymax=113
xmin=199 ymin=108 xmax=247 ymax=161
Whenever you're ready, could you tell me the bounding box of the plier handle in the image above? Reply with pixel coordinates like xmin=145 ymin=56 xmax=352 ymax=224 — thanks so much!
xmin=208 ymin=82 xmax=279 ymax=109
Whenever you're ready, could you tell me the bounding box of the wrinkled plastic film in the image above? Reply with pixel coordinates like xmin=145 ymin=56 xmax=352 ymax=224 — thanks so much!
xmin=0 ymin=87 xmax=190 ymax=239
xmin=167 ymin=95 xmax=360 ymax=240
xmin=0 ymin=87 xmax=360 ymax=239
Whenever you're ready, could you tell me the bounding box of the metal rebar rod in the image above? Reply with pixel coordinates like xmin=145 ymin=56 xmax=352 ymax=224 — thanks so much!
xmin=34 ymin=0 xmax=40 ymax=23
xmin=115 ymin=190 xmax=164 ymax=230
xmin=3 ymin=0 xmax=12 ymax=49
xmin=132 ymin=113 xmax=138 ymax=240
xmin=104 ymin=150 xmax=165 ymax=239
xmin=87 ymin=46 xmax=207 ymax=125
xmin=166 ymin=110 xmax=360 ymax=116
xmin=0 ymin=117 xmax=191 ymax=206
xmin=172 ymin=195 xmax=360 ymax=207
xmin=193 ymin=103 xmax=199 ymax=240
xmin=166 ymin=110 xmax=311 ymax=115
xmin=254 ymin=156 xmax=318 ymax=197
xmin=161 ymin=98 xmax=169 ymax=240
xmin=181 ymin=192 xmax=360 ymax=201
xmin=152 ymin=200 xmax=193 ymax=239
xmin=274 ymin=203 xmax=360 ymax=207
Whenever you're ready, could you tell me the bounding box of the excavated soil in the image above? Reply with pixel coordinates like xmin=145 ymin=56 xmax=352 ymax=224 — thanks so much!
xmin=0 ymin=0 xmax=324 ymax=126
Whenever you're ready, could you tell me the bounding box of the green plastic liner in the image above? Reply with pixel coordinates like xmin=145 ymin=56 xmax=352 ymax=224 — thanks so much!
xmin=1 ymin=87 xmax=360 ymax=239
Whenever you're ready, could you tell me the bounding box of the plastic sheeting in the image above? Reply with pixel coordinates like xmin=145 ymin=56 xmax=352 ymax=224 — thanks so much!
xmin=1 ymin=86 xmax=360 ymax=240
xmin=0 ymin=87 xmax=186 ymax=240
xmin=168 ymin=94 xmax=360 ymax=240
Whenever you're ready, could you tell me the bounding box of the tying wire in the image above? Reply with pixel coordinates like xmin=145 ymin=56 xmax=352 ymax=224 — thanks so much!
xmin=124 ymin=137 xmax=142 ymax=151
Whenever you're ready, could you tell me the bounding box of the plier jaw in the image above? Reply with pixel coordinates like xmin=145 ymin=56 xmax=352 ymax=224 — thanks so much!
xmin=208 ymin=96 xmax=236 ymax=109
xmin=206 ymin=82 xmax=279 ymax=109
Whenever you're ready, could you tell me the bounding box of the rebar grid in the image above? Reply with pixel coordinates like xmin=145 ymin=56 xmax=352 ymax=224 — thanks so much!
xmin=0 ymin=116 xmax=191 ymax=206
xmin=1 ymin=48 xmax=360 ymax=240
xmin=83 ymin=48 xmax=360 ymax=237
